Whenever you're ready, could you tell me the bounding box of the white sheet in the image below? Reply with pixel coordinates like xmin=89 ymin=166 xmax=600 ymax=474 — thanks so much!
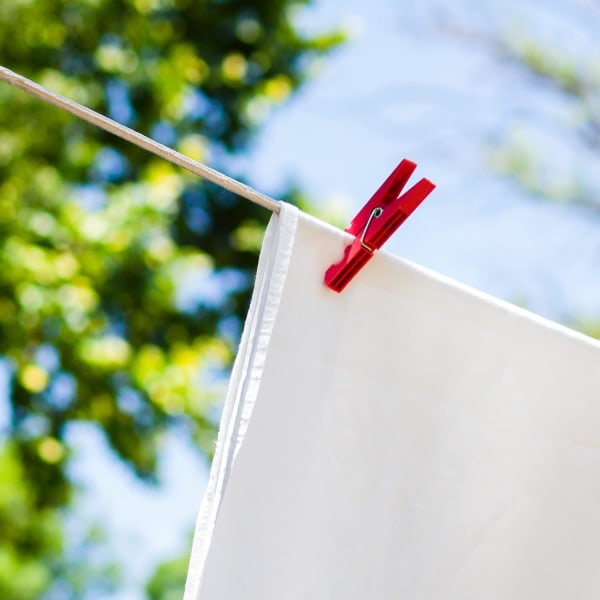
xmin=185 ymin=202 xmax=600 ymax=600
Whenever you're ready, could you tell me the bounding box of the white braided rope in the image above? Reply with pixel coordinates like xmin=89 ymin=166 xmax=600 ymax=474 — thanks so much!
xmin=0 ymin=65 xmax=280 ymax=214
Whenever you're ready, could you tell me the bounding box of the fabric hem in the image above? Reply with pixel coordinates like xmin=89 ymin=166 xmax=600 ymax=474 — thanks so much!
xmin=183 ymin=202 xmax=298 ymax=600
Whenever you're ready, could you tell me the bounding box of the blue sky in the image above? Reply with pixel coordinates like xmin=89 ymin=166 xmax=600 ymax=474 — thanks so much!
xmin=63 ymin=0 xmax=600 ymax=597
xmin=267 ymin=0 xmax=599 ymax=320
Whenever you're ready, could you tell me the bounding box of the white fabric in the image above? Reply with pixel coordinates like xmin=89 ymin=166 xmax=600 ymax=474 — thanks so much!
xmin=185 ymin=202 xmax=600 ymax=600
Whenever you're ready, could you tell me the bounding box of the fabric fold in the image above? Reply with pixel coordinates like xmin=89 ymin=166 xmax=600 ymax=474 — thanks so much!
xmin=184 ymin=203 xmax=298 ymax=600
xmin=186 ymin=203 xmax=600 ymax=600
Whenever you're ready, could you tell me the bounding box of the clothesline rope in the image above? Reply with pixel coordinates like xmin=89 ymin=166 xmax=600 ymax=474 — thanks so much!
xmin=0 ymin=65 xmax=280 ymax=214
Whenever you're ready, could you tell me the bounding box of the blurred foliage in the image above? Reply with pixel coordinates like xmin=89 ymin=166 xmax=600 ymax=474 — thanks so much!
xmin=489 ymin=16 xmax=600 ymax=337
xmin=145 ymin=551 xmax=189 ymax=600
xmin=0 ymin=442 xmax=62 ymax=599
xmin=445 ymin=2 xmax=600 ymax=337
xmin=0 ymin=443 xmax=120 ymax=599
xmin=450 ymin=6 xmax=600 ymax=216
xmin=487 ymin=29 xmax=600 ymax=216
xmin=0 ymin=0 xmax=342 ymax=596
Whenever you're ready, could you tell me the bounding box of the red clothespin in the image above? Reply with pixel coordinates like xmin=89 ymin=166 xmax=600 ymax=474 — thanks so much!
xmin=324 ymin=159 xmax=435 ymax=293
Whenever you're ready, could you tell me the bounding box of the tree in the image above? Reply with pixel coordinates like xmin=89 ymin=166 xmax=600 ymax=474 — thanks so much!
xmin=145 ymin=552 xmax=189 ymax=600
xmin=433 ymin=1 xmax=598 ymax=204
xmin=434 ymin=0 xmax=600 ymax=337
xmin=0 ymin=0 xmax=342 ymax=595
xmin=481 ymin=6 xmax=600 ymax=214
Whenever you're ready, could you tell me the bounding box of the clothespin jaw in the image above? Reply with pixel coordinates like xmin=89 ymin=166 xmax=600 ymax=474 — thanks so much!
xmin=324 ymin=159 xmax=435 ymax=293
